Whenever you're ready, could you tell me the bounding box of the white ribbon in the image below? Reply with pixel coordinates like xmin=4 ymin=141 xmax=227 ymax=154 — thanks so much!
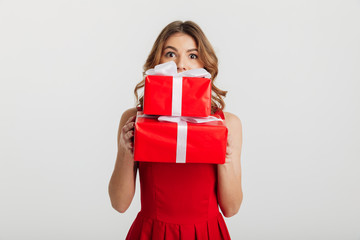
xmin=157 ymin=115 xmax=222 ymax=163
xmin=145 ymin=61 xmax=211 ymax=116
xmin=157 ymin=115 xmax=222 ymax=123
xmin=145 ymin=61 xmax=211 ymax=78
xmin=172 ymin=76 xmax=182 ymax=116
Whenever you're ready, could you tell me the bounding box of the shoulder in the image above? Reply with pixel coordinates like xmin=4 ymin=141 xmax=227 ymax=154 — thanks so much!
xmin=223 ymin=112 xmax=243 ymax=150
xmin=223 ymin=112 xmax=242 ymax=128
xmin=121 ymin=107 xmax=137 ymax=120
xmin=119 ymin=107 xmax=137 ymax=126
xmin=223 ymin=111 xmax=243 ymax=136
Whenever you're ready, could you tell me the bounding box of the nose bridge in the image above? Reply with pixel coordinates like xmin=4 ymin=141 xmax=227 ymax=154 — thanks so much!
xmin=176 ymin=53 xmax=187 ymax=72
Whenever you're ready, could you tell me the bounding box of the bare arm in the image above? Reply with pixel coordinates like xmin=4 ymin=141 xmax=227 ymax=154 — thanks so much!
xmin=217 ymin=112 xmax=243 ymax=218
xmin=108 ymin=107 xmax=138 ymax=213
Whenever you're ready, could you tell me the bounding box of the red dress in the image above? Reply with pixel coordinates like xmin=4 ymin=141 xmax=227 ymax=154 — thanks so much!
xmin=126 ymin=110 xmax=231 ymax=240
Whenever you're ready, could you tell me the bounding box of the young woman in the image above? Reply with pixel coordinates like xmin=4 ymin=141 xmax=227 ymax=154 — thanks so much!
xmin=108 ymin=20 xmax=243 ymax=240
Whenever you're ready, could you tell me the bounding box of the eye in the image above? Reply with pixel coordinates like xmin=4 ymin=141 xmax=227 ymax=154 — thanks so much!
xmin=165 ymin=51 xmax=176 ymax=58
xmin=189 ymin=53 xmax=198 ymax=59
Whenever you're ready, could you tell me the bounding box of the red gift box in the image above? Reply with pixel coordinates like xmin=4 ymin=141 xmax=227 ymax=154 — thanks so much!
xmin=143 ymin=75 xmax=211 ymax=117
xmin=134 ymin=112 xmax=228 ymax=164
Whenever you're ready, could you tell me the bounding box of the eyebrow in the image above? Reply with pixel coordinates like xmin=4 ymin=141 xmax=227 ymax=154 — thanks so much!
xmin=163 ymin=46 xmax=198 ymax=52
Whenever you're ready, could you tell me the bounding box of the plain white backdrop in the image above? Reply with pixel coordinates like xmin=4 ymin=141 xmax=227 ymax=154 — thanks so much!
xmin=1 ymin=0 xmax=359 ymax=239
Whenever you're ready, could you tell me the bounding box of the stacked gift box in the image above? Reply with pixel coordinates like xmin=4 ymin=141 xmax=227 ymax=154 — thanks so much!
xmin=133 ymin=61 xmax=228 ymax=164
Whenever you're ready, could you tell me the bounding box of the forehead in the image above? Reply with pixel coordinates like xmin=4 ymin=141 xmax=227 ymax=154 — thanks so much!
xmin=164 ymin=33 xmax=197 ymax=49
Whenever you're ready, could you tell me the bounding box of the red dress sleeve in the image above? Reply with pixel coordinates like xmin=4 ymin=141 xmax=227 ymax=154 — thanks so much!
xmin=213 ymin=109 xmax=225 ymax=120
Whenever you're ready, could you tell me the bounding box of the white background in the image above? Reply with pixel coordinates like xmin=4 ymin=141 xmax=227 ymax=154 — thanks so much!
xmin=1 ymin=0 xmax=359 ymax=239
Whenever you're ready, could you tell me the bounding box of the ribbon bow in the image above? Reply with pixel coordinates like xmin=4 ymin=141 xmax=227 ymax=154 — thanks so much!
xmin=145 ymin=61 xmax=211 ymax=79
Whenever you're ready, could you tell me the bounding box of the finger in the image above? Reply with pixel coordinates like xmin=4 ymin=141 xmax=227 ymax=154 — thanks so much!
xmin=130 ymin=115 xmax=137 ymax=122
xmin=224 ymin=152 xmax=231 ymax=162
xmin=124 ymin=116 xmax=133 ymax=125
xmin=227 ymin=133 xmax=232 ymax=143
xmin=125 ymin=130 xmax=134 ymax=140
xmin=124 ymin=121 xmax=135 ymax=132
xmin=125 ymin=115 xmax=136 ymax=124
xmin=126 ymin=141 xmax=133 ymax=151
xmin=226 ymin=133 xmax=231 ymax=146
xmin=226 ymin=147 xmax=232 ymax=155
xmin=125 ymin=141 xmax=134 ymax=150
xmin=123 ymin=122 xmax=135 ymax=133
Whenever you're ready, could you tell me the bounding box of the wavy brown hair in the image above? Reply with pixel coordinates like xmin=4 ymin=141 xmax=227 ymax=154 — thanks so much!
xmin=134 ymin=20 xmax=227 ymax=114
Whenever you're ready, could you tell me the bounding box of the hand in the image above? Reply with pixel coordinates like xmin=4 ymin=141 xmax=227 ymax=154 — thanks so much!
xmin=225 ymin=132 xmax=233 ymax=163
xmin=119 ymin=115 xmax=136 ymax=156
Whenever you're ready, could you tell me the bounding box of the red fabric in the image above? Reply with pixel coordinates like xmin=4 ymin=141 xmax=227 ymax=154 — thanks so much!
xmin=133 ymin=113 xmax=227 ymax=164
xmin=143 ymin=75 xmax=211 ymax=117
xmin=126 ymin=110 xmax=231 ymax=240
xmin=213 ymin=109 xmax=225 ymax=120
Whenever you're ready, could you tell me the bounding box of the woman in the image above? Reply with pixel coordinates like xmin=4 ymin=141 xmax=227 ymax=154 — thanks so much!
xmin=108 ymin=20 xmax=243 ymax=239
